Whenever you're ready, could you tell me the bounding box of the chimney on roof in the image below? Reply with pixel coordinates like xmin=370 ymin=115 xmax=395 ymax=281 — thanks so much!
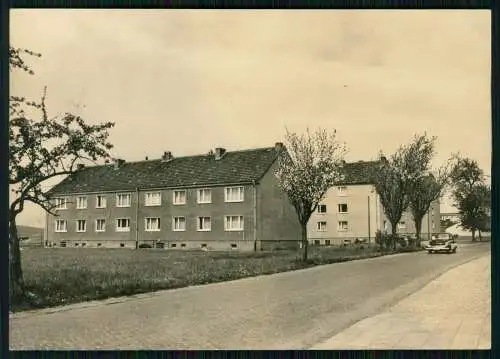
xmin=207 ymin=149 xmax=214 ymax=156
xmin=76 ymin=164 xmax=85 ymax=170
xmin=214 ymin=147 xmax=226 ymax=160
xmin=380 ymin=155 xmax=388 ymax=163
xmin=114 ymin=158 xmax=125 ymax=170
xmin=161 ymin=151 xmax=173 ymax=162
xmin=275 ymin=142 xmax=284 ymax=151
xmin=145 ymin=156 xmax=148 ymax=161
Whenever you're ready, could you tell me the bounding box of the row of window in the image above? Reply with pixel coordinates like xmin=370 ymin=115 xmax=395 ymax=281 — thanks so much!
xmin=55 ymin=187 xmax=245 ymax=210
xmin=316 ymin=221 xmax=349 ymax=232
xmin=316 ymin=220 xmax=404 ymax=232
xmin=56 ymin=242 xmax=241 ymax=249
xmin=317 ymin=204 xmax=436 ymax=215
xmin=317 ymin=220 xmax=436 ymax=233
xmin=317 ymin=203 xmax=348 ymax=214
xmin=381 ymin=220 xmax=436 ymax=230
xmin=54 ymin=215 xmax=245 ymax=233
xmin=317 ymin=220 xmax=407 ymax=232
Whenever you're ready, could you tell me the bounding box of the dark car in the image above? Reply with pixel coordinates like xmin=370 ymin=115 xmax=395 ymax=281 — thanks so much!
xmin=425 ymin=234 xmax=458 ymax=254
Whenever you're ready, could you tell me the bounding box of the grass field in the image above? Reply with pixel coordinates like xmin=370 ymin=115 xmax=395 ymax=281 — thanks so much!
xmin=14 ymin=245 xmax=419 ymax=312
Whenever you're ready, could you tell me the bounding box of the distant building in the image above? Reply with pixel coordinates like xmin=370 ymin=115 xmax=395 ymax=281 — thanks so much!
xmin=17 ymin=226 xmax=44 ymax=247
xmin=440 ymin=212 xmax=460 ymax=223
xmin=45 ymin=144 xmax=301 ymax=251
xmin=308 ymin=159 xmax=441 ymax=246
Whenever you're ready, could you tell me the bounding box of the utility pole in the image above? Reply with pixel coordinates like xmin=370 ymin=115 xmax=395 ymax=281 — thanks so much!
xmin=427 ymin=207 xmax=431 ymax=241
xmin=135 ymin=187 xmax=140 ymax=249
xmin=367 ymin=195 xmax=371 ymax=245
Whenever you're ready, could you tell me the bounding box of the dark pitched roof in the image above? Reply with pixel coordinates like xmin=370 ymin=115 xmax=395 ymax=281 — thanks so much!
xmin=337 ymin=160 xmax=381 ymax=185
xmin=48 ymin=147 xmax=281 ymax=195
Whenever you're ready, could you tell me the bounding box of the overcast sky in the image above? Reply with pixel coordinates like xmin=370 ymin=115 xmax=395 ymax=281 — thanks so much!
xmin=10 ymin=10 xmax=491 ymax=227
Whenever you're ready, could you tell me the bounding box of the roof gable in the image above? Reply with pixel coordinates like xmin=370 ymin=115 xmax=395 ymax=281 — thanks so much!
xmin=48 ymin=147 xmax=281 ymax=195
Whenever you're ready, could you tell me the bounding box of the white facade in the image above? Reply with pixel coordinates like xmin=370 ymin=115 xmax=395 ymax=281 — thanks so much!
xmin=308 ymin=184 xmax=441 ymax=246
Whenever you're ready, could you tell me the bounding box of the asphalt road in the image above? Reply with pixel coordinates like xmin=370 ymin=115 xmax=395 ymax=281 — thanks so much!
xmin=9 ymin=242 xmax=490 ymax=350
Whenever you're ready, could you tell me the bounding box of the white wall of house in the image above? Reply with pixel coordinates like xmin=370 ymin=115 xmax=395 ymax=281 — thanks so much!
xmin=308 ymin=184 xmax=379 ymax=245
xmin=308 ymin=184 xmax=441 ymax=246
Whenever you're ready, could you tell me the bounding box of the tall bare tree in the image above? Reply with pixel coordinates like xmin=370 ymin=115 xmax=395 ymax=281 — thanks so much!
xmin=275 ymin=128 xmax=346 ymax=261
xmin=9 ymin=46 xmax=115 ymax=304
xmin=373 ymin=134 xmax=436 ymax=250
xmin=372 ymin=158 xmax=406 ymax=250
xmin=407 ymin=168 xmax=449 ymax=247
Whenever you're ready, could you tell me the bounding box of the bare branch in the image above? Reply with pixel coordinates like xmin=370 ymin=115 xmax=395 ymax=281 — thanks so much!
xmin=274 ymin=127 xmax=346 ymax=226
xmin=375 ymin=133 xmax=437 ymax=244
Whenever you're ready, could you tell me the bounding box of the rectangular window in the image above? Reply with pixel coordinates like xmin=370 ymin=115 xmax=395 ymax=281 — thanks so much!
xmin=116 ymin=218 xmax=130 ymax=232
xmin=145 ymin=192 xmax=161 ymax=206
xmin=317 ymin=221 xmax=327 ymax=231
xmin=173 ymin=190 xmax=187 ymax=205
xmin=338 ymin=203 xmax=348 ymax=213
xmin=398 ymin=221 xmax=407 ymax=229
xmin=197 ymin=189 xmax=212 ymax=204
xmin=197 ymin=217 xmax=212 ymax=231
xmin=55 ymin=219 xmax=67 ymax=232
xmin=116 ymin=193 xmax=131 ymax=207
xmin=145 ymin=217 xmax=161 ymax=231
xmin=96 ymin=195 xmax=107 ymax=208
xmin=55 ymin=197 xmax=67 ymax=210
xmin=337 ymin=186 xmax=348 ymax=195
xmin=317 ymin=204 xmax=327 ymax=214
xmin=76 ymin=219 xmax=87 ymax=232
xmin=224 ymin=215 xmax=244 ymax=231
xmin=95 ymin=219 xmax=106 ymax=232
xmin=173 ymin=216 xmax=186 ymax=231
xmin=338 ymin=221 xmax=348 ymax=231
xmin=76 ymin=196 xmax=87 ymax=209
xmin=225 ymin=186 xmax=244 ymax=202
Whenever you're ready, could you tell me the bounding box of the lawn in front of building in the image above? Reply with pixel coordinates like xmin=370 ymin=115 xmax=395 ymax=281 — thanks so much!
xmin=14 ymin=244 xmax=417 ymax=312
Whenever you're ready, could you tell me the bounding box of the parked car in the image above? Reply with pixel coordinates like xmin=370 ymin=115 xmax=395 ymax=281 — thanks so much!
xmin=425 ymin=233 xmax=458 ymax=254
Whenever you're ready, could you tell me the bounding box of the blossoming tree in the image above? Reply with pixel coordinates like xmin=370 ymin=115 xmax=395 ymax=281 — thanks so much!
xmin=274 ymin=128 xmax=346 ymax=261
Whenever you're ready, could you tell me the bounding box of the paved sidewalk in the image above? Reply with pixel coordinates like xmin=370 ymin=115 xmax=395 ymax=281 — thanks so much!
xmin=312 ymin=254 xmax=491 ymax=350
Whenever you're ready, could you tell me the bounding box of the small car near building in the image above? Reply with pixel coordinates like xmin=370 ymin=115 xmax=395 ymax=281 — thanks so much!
xmin=425 ymin=233 xmax=458 ymax=254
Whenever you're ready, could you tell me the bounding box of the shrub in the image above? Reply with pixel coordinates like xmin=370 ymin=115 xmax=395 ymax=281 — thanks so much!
xmin=398 ymin=237 xmax=408 ymax=248
xmin=375 ymin=230 xmax=393 ymax=250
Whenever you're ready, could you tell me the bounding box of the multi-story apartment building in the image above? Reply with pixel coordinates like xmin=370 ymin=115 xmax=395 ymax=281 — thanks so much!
xmin=45 ymin=144 xmax=301 ymax=251
xmin=308 ymin=159 xmax=441 ymax=246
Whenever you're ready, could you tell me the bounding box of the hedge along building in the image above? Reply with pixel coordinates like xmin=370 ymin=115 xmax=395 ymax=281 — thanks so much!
xmin=45 ymin=143 xmax=301 ymax=251
xmin=307 ymin=158 xmax=441 ymax=246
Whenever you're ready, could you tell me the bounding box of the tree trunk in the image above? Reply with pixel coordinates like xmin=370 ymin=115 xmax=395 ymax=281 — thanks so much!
xmin=478 ymin=230 xmax=482 ymax=241
xmin=301 ymin=222 xmax=308 ymax=262
xmin=414 ymin=218 xmax=423 ymax=248
xmin=391 ymin=222 xmax=398 ymax=251
xmin=9 ymin=216 xmax=25 ymax=304
xmin=471 ymin=229 xmax=476 ymax=241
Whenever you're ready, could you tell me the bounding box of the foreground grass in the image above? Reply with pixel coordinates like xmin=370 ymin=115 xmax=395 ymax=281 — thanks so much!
xmin=14 ymin=245 xmax=419 ymax=312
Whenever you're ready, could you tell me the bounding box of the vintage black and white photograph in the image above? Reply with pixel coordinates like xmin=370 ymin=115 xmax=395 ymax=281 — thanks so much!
xmin=9 ymin=9 xmax=491 ymax=350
